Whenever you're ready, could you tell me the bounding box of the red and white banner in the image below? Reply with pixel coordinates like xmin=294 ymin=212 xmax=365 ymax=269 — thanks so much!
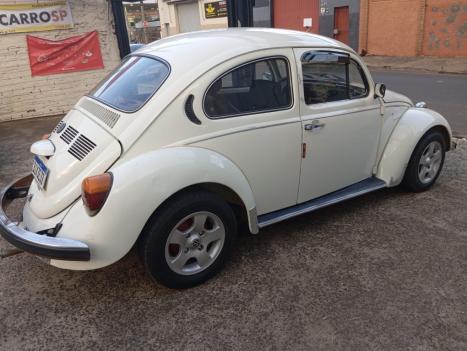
xmin=26 ymin=30 xmax=104 ymax=77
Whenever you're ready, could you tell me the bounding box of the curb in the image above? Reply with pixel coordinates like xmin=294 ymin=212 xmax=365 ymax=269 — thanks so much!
xmin=452 ymin=137 xmax=467 ymax=149
xmin=366 ymin=64 xmax=467 ymax=75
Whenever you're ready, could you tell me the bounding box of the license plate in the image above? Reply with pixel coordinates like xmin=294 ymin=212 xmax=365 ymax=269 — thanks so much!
xmin=32 ymin=155 xmax=49 ymax=190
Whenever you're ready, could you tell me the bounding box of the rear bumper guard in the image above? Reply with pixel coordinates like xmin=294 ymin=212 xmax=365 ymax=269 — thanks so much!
xmin=0 ymin=175 xmax=90 ymax=261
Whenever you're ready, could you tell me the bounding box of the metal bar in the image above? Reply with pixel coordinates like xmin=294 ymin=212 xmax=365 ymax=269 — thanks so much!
xmin=258 ymin=178 xmax=386 ymax=228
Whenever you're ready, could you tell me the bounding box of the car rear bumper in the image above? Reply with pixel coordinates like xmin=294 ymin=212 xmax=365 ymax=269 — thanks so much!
xmin=0 ymin=175 xmax=90 ymax=261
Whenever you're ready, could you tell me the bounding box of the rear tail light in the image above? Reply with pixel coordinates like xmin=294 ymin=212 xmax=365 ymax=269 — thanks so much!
xmin=81 ymin=173 xmax=113 ymax=216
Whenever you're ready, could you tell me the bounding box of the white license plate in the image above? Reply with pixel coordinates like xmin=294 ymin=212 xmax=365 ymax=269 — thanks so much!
xmin=32 ymin=155 xmax=49 ymax=190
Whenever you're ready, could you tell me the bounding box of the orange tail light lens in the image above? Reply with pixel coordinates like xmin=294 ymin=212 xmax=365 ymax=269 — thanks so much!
xmin=81 ymin=173 xmax=113 ymax=216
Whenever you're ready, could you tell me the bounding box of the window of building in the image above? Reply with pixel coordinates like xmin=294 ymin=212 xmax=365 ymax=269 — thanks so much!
xmin=204 ymin=57 xmax=292 ymax=118
xmin=301 ymin=51 xmax=369 ymax=105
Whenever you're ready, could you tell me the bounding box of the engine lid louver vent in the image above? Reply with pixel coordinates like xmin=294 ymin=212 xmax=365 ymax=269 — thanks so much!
xmin=60 ymin=125 xmax=79 ymax=144
xmin=79 ymin=98 xmax=120 ymax=128
xmin=53 ymin=120 xmax=66 ymax=134
xmin=68 ymin=134 xmax=97 ymax=161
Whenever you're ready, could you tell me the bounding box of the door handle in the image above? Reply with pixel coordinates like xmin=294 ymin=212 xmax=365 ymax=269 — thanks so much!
xmin=304 ymin=121 xmax=325 ymax=131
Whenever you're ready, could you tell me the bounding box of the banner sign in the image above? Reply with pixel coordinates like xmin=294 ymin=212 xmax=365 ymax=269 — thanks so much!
xmin=204 ymin=1 xmax=227 ymax=19
xmin=26 ymin=31 xmax=104 ymax=76
xmin=0 ymin=1 xmax=73 ymax=35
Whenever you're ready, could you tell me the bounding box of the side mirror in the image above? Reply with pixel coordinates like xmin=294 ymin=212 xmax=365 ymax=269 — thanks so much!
xmin=374 ymin=83 xmax=386 ymax=98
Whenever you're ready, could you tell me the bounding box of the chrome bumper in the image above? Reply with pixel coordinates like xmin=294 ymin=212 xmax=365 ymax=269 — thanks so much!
xmin=0 ymin=175 xmax=90 ymax=261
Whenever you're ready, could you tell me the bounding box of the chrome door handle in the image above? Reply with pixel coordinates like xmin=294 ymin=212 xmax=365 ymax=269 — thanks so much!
xmin=304 ymin=121 xmax=325 ymax=131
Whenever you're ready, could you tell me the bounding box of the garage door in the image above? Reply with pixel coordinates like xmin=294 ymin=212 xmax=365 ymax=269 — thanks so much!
xmin=177 ymin=1 xmax=201 ymax=33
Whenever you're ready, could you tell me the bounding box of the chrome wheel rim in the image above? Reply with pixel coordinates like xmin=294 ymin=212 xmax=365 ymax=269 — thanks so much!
xmin=165 ymin=211 xmax=225 ymax=275
xmin=418 ymin=141 xmax=442 ymax=184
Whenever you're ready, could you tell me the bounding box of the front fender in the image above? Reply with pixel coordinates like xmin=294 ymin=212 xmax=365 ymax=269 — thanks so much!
xmin=377 ymin=108 xmax=452 ymax=186
xmin=51 ymin=147 xmax=257 ymax=270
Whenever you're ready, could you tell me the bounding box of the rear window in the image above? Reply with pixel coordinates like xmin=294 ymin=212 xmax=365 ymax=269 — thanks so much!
xmin=89 ymin=56 xmax=170 ymax=112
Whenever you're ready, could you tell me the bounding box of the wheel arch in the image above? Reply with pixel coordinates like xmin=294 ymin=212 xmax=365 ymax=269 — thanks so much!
xmin=376 ymin=107 xmax=452 ymax=186
xmin=429 ymin=125 xmax=451 ymax=151
xmin=114 ymin=146 xmax=259 ymax=234
xmin=140 ymin=181 xmax=256 ymax=239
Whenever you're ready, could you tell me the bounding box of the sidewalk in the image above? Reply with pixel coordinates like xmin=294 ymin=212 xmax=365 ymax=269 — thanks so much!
xmin=363 ymin=55 xmax=467 ymax=74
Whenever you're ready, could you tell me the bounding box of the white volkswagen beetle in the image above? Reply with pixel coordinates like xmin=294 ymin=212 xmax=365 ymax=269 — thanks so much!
xmin=1 ymin=29 xmax=453 ymax=288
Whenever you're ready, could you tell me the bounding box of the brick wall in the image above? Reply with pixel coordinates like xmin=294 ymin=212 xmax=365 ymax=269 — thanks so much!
xmin=367 ymin=0 xmax=421 ymax=56
xmin=0 ymin=0 xmax=121 ymax=122
xmin=359 ymin=0 xmax=467 ymax=57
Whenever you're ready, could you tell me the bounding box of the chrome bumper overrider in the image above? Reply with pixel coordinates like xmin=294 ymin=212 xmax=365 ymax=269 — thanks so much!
xmin=0 ymin=175 xmax=90 ymax=261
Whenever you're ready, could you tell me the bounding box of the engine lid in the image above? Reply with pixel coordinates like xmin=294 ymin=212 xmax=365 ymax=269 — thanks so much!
xmin=28 ymin=108 xmax=122 ymax=219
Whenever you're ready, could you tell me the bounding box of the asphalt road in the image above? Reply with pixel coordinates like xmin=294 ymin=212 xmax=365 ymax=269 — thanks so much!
xmin=371 ymin=70 xmax=467 ymax=137
xmin=1 ymin=117 xmax=467 ymax=350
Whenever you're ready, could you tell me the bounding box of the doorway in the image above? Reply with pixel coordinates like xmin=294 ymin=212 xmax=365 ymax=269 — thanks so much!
xmin=333 ymin=6 xmax=349 ymax=44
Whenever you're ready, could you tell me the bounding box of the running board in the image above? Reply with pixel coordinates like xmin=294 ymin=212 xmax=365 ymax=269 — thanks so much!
xmin=257 ymin=178 xmax=386 ymax=228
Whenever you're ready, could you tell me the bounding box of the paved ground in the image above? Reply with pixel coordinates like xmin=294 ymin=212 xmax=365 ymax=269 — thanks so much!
xmin=372 ymin=70 xmax=467 ymax=137
xmin=1 ymin=117 xmax=467 ymax=350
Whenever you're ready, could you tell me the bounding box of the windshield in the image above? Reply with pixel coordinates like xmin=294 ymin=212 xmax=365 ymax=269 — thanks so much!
xmin=89 ymin=56 xmax=169 ymax=112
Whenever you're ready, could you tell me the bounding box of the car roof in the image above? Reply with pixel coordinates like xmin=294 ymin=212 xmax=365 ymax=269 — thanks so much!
xmin=137 ymin=28 xmax=355 ymax=74
xmin=134 ymin=28 xmax=357 ymax=97
xmin=139 ymin=28 xmax=354 ymax=61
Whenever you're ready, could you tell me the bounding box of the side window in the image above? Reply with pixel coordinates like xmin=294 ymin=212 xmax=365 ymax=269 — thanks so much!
xmin=204 ymin=57 xmax=292 ymax=118
xmin=301 ymin=52 xmax=368 ymax=105
xmin=348 ymin=60 xmax=368 ymax=99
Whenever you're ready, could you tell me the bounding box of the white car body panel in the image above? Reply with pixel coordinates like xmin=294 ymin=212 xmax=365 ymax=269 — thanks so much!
xmin=0 ymin=28 xmax=451 ymax=271
xmin=121 ymin=48 xmax=303 ymax=215
xmin=293 ymin=48 xmax=382 ymax=201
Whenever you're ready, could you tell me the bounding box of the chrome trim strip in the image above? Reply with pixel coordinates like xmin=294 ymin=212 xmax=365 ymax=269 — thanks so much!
xmin=301 ymin=106 xmax=380 ymax=121
xmin=258 ymin=178 xmax=386 ymax=228
xmin=0 ymin=175 xmax=90 ymax=261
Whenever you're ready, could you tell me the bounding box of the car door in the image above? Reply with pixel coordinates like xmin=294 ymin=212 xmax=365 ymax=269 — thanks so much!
xmin=294 ymin=49 xmax=382 ymax=203
xmin=193 ymin=50 xmax=303 ymax=215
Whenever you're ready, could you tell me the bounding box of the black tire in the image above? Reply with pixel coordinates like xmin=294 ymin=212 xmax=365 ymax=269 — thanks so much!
xmin=138 ymin=191 xmax=237 ymax=289
xmin=401 ymin=130 xmax=446 ymax=192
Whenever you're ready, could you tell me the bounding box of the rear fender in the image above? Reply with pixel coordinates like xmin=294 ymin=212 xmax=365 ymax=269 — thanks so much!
xmin=376 ymin=108 xmax=452 ymax=186
xmin=51 ymin=147 xmax=257 ymax=270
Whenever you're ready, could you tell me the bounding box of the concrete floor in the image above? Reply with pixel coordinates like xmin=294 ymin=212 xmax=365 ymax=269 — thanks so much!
xmin=0 ymin=117 xmax=466 ymax=350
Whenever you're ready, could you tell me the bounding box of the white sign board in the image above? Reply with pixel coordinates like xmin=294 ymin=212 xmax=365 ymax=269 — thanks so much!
xmin=303 ymin=18 xmax=312 ymax=28
xmin=0 ymin=1 xmax=73 ymax=35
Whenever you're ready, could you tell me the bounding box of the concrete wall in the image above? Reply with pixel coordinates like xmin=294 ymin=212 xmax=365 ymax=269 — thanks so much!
xmin=319 ymin=0 xmax=360 ymax=51
xmin=159 ymin=0 xmax=227 ymax=38
xmin=0 ymin=0 xmax=121 ymax=122
xmin=360 ymin=0 xmax=467 ymax=57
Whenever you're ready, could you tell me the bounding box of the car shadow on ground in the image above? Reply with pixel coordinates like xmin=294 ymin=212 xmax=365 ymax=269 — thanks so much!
xmin=4 ymin=187 xmax=398 ymax=293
